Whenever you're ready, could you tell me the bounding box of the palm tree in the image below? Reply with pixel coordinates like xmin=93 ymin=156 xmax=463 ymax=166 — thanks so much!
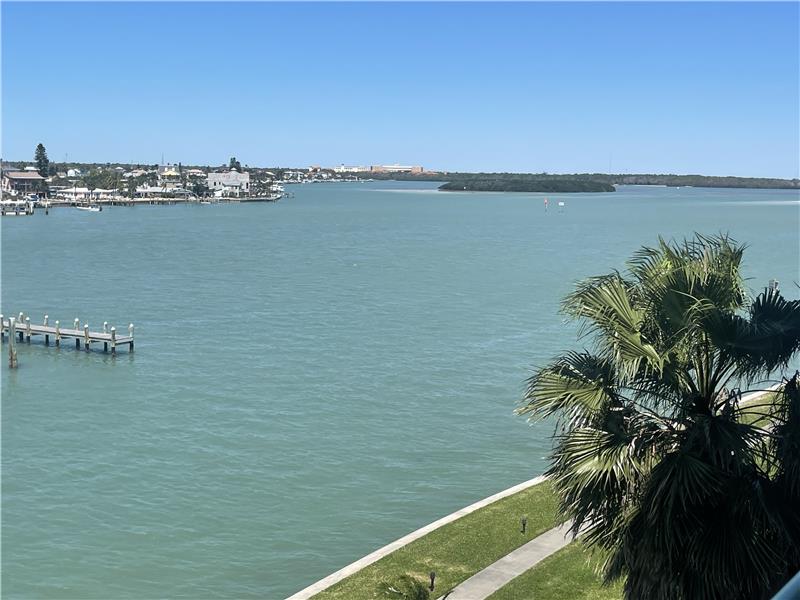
xmin=520 ymin=234 xmax=800 ymax=600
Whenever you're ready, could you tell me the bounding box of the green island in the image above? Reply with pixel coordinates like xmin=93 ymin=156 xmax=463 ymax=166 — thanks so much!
xmin=367 ymin=170 xmax=800 ymax=190
xmin=438 ymin=178 xmax=615 ymax=193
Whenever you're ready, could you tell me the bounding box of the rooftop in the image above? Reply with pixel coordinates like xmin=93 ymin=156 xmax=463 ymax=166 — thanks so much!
xmin=3 ymin=171 xmax=45 ymax=180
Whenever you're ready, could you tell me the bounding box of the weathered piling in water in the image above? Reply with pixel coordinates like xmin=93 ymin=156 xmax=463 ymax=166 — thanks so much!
xmin=8 ymin=317 xmax=17 ymax=368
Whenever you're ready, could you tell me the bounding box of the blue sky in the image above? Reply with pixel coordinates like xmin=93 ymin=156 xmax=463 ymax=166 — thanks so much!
xmin=2 ymin=2 xmax=798 ymax=177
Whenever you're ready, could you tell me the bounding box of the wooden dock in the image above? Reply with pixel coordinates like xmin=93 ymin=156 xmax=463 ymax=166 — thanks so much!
xmin=1 ymin=313 xmax=134 ymax=364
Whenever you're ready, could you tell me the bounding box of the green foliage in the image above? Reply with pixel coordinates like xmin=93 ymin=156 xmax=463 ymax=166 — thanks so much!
xmin=192 ymin=181 xmax=209 ymax=196
xmin=378 ymin=576 xmax=430 ymax=600
xmin=368 ymin=171 xmax=799 ymax=190
xmin=81 ymin=169 xmax=121 ymax=191
xmin=520 ymin=234 xmax=800 ymax=599
xmin=439 ymin=179 xmax=614 ymax=193
xmin=34 ymin=143 xmax=49 ymax=177
xmin=229 ymin=156 xmax=241 ymax=171
xmin=127 ymin=177 xmax=137 ymax=198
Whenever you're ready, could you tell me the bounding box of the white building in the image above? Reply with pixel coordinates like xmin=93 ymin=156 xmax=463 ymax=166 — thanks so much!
xmin=207 ymin=168 xmax=250 ymax=196
xmin=371 ymin=164 xmax=424 ymax=174
xmin=333 ymin=165 xmax=370 ymax=173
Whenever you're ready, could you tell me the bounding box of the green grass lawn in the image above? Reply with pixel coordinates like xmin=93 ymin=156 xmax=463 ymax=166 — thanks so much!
xmin=738 ymin=390 xmax=780 ymax=427
xmin=314 ymin=481 xmax=560 ymax=600
xmin=487 ymin=542 xmax=623 ymax=600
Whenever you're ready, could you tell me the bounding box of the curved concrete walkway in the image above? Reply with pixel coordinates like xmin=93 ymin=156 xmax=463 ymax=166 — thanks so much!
xmin=445 ymin=522 xmax=573 ymax=599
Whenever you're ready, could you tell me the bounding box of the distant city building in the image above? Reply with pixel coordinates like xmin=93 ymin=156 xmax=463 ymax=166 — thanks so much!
xmin=333 ymin=165 xmax=370 ymax=173
xmin=370 ymin=164 xmax=424 ymax=174
xmin=2 ymin=170 xmax=45 ymax=196
xmin=207 ymin=167 xmax=250 ymax=197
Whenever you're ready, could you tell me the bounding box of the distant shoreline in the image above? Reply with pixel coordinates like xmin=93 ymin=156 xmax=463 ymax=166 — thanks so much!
xmin=438 ymin=179 xmax=615 ymax=193
xmin=366 ymin=171 xmax=800 ymax=191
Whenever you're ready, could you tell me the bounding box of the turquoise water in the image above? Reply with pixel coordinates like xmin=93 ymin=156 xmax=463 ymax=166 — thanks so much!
xmin=2 ymin=182 xmax=798 ymax=599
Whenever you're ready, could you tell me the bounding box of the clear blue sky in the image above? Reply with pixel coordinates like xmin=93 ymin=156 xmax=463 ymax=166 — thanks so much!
xmin=2 ymin=2 xmax=798 ymax=177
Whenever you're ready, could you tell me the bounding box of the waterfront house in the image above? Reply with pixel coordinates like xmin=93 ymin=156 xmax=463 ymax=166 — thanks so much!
xmin=67 ymin=168 xmax=82 ymax=178
xmin=2 ymin=170 xmax=45 ymax=197
xmin=157 ymin=164 xmax=182 ymax=190
xmin=207 ymin=167 xmax=250 ymax=197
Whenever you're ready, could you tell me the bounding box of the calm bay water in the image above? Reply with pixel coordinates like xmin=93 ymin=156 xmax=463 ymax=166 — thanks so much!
xmin=2 ymin=182 xmax=799 ymax=599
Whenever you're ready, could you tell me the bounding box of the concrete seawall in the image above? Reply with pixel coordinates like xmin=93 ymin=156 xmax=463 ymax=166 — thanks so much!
xmin=285 ymin=475 xmax=548 ymax=600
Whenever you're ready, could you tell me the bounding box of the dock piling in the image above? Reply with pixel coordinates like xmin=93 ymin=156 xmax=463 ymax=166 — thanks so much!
xmin=74 ymin=319 xmax=80 ymax=349
xmin=55 ymin=320 xmax=61 ymax=346
xmin=8 ymin=317 xmax=17 ymax=368
xmin=0 ymin=314 xmax=4 ymax=341
xmin=18 ymin=313 xmax=24 ymax=341
xmin=110 ymin=327 xmax=116 ymax=355
xmin=83 ymin=324 xmax=90 ymax=351
xmin=129 ymin=324 xmax=134 ymax=351
xmin=25 ymin=317 xmax=31 ymax=342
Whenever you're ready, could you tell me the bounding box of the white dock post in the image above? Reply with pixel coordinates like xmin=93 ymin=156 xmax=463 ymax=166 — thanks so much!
xmin=83 ymin=324 xmax=90 ymax=351
xmin=74 ymin=318 xmax=80 ymax=349
xmin=44 ymin=314 xmax=49 ymax=326
xmin=44 ymin=315 xmax=50 ymax=345
xmin=18 ymin=312 xmax=24 ymax=341
xmin=1 ymin=314 xmax=4 ymax=341
xmin=25 ymin=317 xmax=31 ymax=342
xmin=110 ymin=327 xmax=116 ymax=355
xmin=55 ymin=320 xmax=61 ymax=346
xmin=103 ymin=322 xmax=109 ymax=351
xmin=129 ymin=323 xmax=134 ymax=352
xmin=8 ymin=317 xmax=18 ymax=368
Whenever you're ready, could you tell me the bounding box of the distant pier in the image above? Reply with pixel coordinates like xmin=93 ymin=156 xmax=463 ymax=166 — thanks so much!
xmin=2 ymin=312 xmax=134 ymax=365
